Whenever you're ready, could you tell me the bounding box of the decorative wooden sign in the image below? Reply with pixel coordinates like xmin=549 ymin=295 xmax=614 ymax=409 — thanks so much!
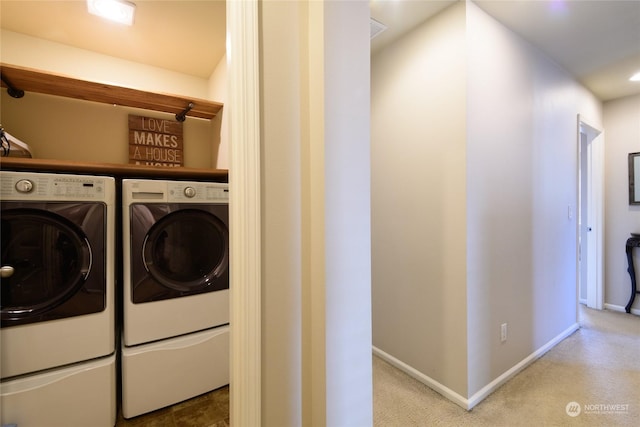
xmin=128 ymin=115 xmax=183 ymax=167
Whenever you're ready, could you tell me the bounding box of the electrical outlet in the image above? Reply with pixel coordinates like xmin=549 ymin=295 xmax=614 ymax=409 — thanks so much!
xmin=501 ymin=323 xmax=508 ymax=343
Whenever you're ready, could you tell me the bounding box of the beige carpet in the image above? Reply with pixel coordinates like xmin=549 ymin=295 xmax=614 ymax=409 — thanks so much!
xmin=373 ymin=306 xmax=640 ymax=426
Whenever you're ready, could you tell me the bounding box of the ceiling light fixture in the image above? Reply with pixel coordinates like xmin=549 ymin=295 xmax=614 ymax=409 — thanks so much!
xmin=630 ymin=71 xmax=640 ymax=82
xmin=87 ymin=0 xmax=136 ymax=26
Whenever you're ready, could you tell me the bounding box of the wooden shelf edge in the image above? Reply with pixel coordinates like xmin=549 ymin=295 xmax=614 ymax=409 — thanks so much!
xmin=0 ymin=157 xmax=228 ymax=182
xmin=1 ymin=63 xmax=223 ymax=120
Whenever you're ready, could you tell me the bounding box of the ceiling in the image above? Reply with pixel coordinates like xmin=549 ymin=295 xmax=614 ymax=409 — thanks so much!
xmin=371 ymin=0 xmax=640 ymax=102
xmin=1 ymin=0 xmax=639 ymax=101
xmin=0 ymin=0 xmax=226 ymax=79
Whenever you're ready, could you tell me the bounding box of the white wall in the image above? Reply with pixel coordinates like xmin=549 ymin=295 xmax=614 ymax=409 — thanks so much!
xmin=371 ymin=1 xmax=469 ymax=398
xmin=0 ymin=90 xmax=216 ymax=168
xmin=466 ymin=1 xmax=602 ymax=397
xmin=322 ymin=2 xmax=372 ymax=424
xmin=603 ymin=94 xmax=640 ymax=311
xmin=260 ymin=2 xmax=303 ymax=423
xmin=208 ymin=54 xmax=228 ymax=169
xmin=260 ymin=0 xmax=372 ymax=425
xmin=1 ymin=30 xmax=209 ymax=99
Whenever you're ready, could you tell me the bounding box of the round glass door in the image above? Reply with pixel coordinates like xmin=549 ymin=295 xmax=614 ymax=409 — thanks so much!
xmin=1 ymin=209 xmax=92 ymax=322
xmin=142 ymin=209 xmax=229 ymax=292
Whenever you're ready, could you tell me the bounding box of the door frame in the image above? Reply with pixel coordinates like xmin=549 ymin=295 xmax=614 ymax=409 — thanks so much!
xmin=577 ymin=115 xmax=604 ymax=311
xmin=228 ymin=1 xmax=262 ymax=425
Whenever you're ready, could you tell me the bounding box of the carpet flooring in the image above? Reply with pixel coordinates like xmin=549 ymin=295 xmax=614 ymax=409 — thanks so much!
xmin=373 ymin=306 xmax=640 ymax=426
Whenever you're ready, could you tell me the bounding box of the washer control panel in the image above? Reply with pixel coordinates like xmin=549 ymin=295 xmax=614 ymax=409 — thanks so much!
xmin=14 ymin=179 xmax=34 ymax=193
xmin=1 ymin=171 xmax=112 ymax=201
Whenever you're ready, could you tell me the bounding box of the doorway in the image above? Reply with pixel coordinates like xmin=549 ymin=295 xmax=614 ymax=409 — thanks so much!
xmin=578 ymin=116 xmax=604 ymax=311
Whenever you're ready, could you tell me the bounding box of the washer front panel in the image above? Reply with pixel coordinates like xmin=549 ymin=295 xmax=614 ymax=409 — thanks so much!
xmin=0 ymin=171 xmax=115 ymax=379
xmin=1 ymin=202 xmax=106 ymax=326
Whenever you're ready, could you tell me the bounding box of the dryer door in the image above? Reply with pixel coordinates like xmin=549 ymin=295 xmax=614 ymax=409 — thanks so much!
xmin=130 ymin=204 xmax=229 ymax=303
xmin=0 ymin=204 xmax=106 ymax=326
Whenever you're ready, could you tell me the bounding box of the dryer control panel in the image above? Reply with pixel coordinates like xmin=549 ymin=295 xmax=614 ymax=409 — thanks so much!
xmin=124 ymin=179 xmax=228 ymax=204
xmin=167 ymin=182 xmax=228 ymax=202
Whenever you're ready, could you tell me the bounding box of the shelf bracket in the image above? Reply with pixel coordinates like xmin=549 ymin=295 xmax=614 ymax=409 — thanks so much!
xmin=176 ymin=102 xmax=194 ymax=122
xmin=1 ymin=72 xmax=25 ymax=98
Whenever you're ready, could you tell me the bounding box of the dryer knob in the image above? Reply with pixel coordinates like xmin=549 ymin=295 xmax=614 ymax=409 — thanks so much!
xmin=15 ymin=179 xmax=34 ymax=193
xmin=184 ymin=186 xmax=196 ymax=198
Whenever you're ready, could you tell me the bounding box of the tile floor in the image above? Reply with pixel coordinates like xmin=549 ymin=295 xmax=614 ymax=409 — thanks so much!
xmin=115 ymin=386 xmax=229 ymax=427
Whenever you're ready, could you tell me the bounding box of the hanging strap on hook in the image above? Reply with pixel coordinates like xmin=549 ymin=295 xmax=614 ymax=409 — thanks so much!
xmin=1 ymin=73 xmax=25 ymax=98
xmin=176 ymin=102 xmax=194 ymax=122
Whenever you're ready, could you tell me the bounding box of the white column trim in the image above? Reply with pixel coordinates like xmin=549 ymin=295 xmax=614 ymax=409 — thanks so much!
xmin=227 ymin=0 xmax=261 ymax=425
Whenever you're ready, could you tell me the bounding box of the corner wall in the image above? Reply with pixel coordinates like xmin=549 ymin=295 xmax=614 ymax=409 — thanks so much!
xmin=371 ymin=0 xmax=603 ymax=407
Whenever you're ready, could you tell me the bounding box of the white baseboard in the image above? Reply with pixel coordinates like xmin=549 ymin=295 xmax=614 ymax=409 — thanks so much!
xmin=604 ymin=302 xmax=640 ymax=315
xmin=373 ymin=322 xmax=580 ymax=411
xmin=466 ymin=322 xmax=579 ymax=409
xmin=372 ymin=346 xmax=470 ymax=410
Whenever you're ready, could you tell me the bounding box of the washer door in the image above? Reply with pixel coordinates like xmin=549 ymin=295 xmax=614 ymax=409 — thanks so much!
xmin=1 ymin=206 xmax=103 ymax=326
xmin=131 ymin=205 xmax=229 ymax=303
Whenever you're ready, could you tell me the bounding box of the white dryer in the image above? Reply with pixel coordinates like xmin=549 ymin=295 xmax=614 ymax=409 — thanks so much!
xmin=121 ymin=178 xmax=229 ymax=418
xmin=0 ymin=171 xmax=116 ymax=427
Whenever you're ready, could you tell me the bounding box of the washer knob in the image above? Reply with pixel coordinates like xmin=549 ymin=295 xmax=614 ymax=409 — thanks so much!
xmin=184 ymin=186 xmax=196 ymax=198
xmin=0 ymin=266 xmax=15 ymax=278
xmin=15 ymin=179 xmax=34 ymax=193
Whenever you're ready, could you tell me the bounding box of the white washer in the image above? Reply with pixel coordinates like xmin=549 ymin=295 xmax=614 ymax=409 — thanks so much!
xmin=121 ymin=178 xmax=229 ymax=418
xmin=0 ymin=171 xmax=116 ymax=427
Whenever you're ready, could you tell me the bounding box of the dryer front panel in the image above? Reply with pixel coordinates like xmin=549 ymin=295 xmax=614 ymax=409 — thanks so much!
xmin=129 ymin=203 xmax=229 ymax=304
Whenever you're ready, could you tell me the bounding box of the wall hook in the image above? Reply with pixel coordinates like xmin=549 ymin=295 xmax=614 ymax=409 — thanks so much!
xmin=1 ymin=73 xmax=25 ymax=98
xmin=176 ymin=102 xmax=194 ymax=122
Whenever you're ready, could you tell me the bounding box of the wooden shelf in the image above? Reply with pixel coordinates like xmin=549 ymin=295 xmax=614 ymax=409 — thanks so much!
xmin=0 ymin=157 xmax=228 ymax=182
xmin=0 ymin=63 xmax=223 ymax=120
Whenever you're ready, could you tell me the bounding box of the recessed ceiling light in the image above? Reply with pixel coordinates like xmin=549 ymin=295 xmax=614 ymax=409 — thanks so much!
xmin=630 ymin=71 xmax=640 ymax=82
xmin=87 ymin=0 xmax=136 ymax=26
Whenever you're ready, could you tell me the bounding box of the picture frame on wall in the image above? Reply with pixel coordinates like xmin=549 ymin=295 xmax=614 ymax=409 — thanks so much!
xmin=630 ymin=152 xmax=640 ymax=205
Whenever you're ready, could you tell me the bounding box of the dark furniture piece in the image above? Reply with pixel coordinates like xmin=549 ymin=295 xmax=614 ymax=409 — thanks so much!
xmin=625 ymin=234 xmax=640 ymax=313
